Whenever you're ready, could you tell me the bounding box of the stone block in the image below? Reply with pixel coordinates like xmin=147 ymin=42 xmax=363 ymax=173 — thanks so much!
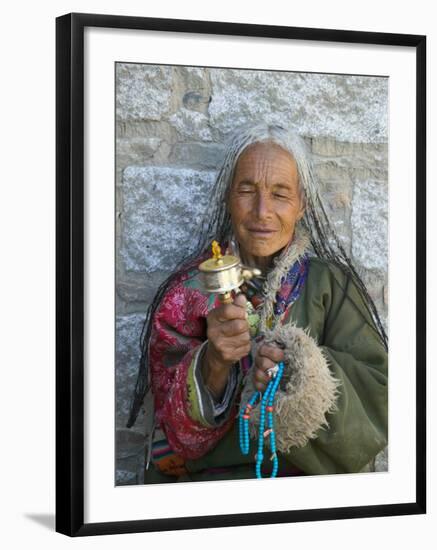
xmin=351 ymin=179 xmax=388 ymax=271
xmin=116 ymin=428 xmax=146 ymax=459
xmin=314 ymin=159 xmax=352 ymax=184
xmin=313 ymin=144 xmax=388 ymax=182
xmin=121 ymin=165 xmax=217 ymax=273
xmin=175 ymin=66 xmax=207 ymax=91
xmin=116 ymin=137 xmax=164 ymax=175
xmin=117 ymin=136 xmax=162 ymax=158
xmin=312 ymin=137 xmax=352 ymax=157
xmin=116 ymin=271 xmax=164 ymax=305
xmin=115 ymin=469 xmax=137 ymax=486
xmin=116 ymin=428 xmax=149 ymax=485
xmin=310 ymin=165 xmax=354 ymax=254
xmin=117 ymin=120 xmax=178 ymax=142
xmin=116 ymin=63 xmax=172 ymax=121
xmin=115 ymin=313 xmax=147 ymax=427
xmin=183 ymin=91 xmax=210 ymax=111
xmin=169 ymin=142 xmax=226 ymax=169
xmin=172 ymin=66 xmax=211 ymax=113
xmin=209 ymin=69 xmax=388 ymax=142
xmin=312 ymin=138 xmax=387 ymax=158
xmin=168 ymin=108 xmax=213 ymax=141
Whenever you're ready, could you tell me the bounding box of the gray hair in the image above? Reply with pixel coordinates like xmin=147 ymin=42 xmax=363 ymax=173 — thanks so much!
xmin=126 ymin=122 xmax=387 ymax=429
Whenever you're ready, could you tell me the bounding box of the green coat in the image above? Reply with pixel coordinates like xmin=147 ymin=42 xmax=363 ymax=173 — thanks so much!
xmin=144 ymin=257 xmax=388 ymax=483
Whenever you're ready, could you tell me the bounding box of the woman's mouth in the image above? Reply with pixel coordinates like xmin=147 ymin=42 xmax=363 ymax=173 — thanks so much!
xmin=247 ymin=227 xmax=277 ymax=237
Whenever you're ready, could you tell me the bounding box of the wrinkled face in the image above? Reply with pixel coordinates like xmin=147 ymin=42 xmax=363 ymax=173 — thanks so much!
xmin=228 ymin=142 xmax=305 ymax=264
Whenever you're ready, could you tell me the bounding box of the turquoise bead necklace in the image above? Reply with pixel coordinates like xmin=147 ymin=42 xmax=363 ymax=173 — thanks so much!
xmin=239 ymin=361 xmax=285 ymax=479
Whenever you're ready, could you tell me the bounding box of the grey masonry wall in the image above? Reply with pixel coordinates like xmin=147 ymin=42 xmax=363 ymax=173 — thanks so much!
xmin=115 ymin=64 xmax=389 ymax=485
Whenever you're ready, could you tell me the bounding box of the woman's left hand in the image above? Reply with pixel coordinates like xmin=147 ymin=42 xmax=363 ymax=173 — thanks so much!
xmin=253 ymin=343 xmax=285 ymax=392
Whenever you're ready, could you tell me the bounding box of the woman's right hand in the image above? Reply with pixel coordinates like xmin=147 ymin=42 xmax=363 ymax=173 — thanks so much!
xmin=201 ymin=293 xmax=251 ymax=399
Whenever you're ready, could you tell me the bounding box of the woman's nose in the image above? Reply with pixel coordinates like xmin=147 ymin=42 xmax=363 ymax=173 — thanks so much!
xmin=254 ymin=192 xmax=272 ymax=219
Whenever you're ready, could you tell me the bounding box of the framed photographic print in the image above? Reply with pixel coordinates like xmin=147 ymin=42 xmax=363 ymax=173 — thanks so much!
xmin=56 ymin=12 xmax=426 ymax=536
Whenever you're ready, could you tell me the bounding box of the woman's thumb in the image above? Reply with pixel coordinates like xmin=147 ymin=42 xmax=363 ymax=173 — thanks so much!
xmin=233 ymin=292 xmax=247 ymax=308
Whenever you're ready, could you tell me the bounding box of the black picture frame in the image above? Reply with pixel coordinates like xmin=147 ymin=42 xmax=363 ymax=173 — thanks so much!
xmin=56 ymin=12 xmax=426 ymax=537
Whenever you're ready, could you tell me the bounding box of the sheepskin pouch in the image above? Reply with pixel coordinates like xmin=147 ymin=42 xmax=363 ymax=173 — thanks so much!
xmin=240 ymin=324 xmax=341 ymax=453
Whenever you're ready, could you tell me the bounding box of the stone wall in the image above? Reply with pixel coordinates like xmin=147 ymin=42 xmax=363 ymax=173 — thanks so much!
xmin=115 ymin=64 xmax=389 ymax=485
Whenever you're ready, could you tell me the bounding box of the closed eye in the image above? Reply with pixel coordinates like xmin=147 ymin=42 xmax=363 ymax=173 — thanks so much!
xmin=237 ymin=183 xmax=256 ymax=193
xmin=273 ymin=193 xmax=290 ymax=200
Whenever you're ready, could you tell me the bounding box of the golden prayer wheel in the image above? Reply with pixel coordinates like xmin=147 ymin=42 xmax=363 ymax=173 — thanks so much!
xmin=199 ymin=241 xmax=261 ymax=304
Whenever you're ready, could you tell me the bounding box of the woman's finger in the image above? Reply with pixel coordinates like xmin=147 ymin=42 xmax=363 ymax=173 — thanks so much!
xmin=212 ymin=303 xmax=247 ymax=322
xmin=255 ymin=352 xmax=276 ymax=372
xmin=254 ymin=367 xmax=270 ymax=386
xmin=258 ymin=344 xmax=285 ymax=363
xmin=219 ymin=318 xmax=249 ymax=337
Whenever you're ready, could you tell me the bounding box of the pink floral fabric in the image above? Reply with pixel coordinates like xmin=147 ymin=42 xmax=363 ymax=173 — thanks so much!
xmin=149 ymin=269 xmax=235 ymax=460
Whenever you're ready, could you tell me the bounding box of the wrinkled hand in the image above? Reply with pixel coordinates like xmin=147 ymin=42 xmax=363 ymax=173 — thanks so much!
xmin=202 ymin=293 xmax=251 ymax=399
xmin=253 ymin=343 xmax=285 ymax=393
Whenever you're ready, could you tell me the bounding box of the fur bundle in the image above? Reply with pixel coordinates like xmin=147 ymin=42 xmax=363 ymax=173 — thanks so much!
xmin=241 ymin=323 xmax=341 ymax=452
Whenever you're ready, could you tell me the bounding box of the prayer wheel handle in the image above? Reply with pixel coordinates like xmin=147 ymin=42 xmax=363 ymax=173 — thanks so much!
xmin=218 ymin=291 xmax=234 ymax=305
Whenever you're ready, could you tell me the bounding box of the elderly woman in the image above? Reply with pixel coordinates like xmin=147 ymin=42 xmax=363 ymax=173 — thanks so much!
xmin=126 ymin=123 xmax=388 ymax=482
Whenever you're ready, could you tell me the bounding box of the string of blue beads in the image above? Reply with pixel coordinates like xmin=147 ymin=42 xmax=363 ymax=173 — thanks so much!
xmin=239 ymin=361 xmax=285 ymax=479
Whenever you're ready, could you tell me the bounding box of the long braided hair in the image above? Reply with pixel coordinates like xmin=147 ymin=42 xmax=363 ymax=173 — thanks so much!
xmin=126 ymin=122 xmax=388 ymax=428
